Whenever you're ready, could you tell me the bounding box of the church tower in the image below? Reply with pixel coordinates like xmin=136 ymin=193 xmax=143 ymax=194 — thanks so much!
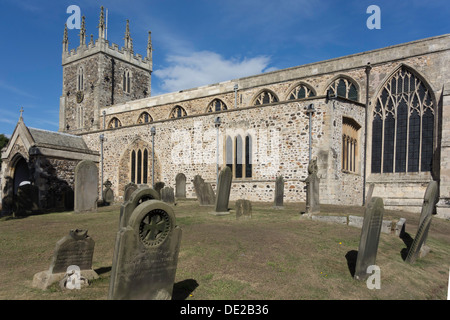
xmin=59 ymin=7 xmax=153 ymax=133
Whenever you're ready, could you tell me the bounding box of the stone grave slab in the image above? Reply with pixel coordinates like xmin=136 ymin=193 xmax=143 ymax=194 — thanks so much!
xmin=213 ymin=167 xmax=232 ymax=215
xmin=236 ymin=199 xmax=252 ymax=220
xmin=74 ymin=160 xmax=98 ymax=213
xmin=175 ymin=173 xmax=187 ymax=199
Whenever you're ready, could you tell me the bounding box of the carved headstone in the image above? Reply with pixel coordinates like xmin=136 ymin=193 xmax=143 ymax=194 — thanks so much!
xmin=74 ymin=160 xmax=98 ymax=213
xmin=108 ymin=200 xmax=182 ymax=300
xmin=354 ymin=197 xmax=384 ymax=281
xmin=123 ymin=182 xmax=138 ymax=202
xmin=214 ymin=167 xmax=233 ymax=215
xmin=193 ymin=175 xmax=215 ymax=206
xmin=32 ymin=229 xmax=98 ymax=290
xmin=305 ymin=158 xmax=320 ymax=215
xmin=405 ymin=181 xmax=438 ymax=264
xmin=161 ymin=186 xmax=175 ymax=204
xmin=119 ymin=186 xmax=161 ymax=229
xmin=274 ymin=175 xmax=284 ymax=209
xmin=175 ymin=173 xmax=187 ymax=199
xmin=103 ymin=179 xmax=114 ymax=205
xmin=236 ymin=199 xmax=252 ymax=220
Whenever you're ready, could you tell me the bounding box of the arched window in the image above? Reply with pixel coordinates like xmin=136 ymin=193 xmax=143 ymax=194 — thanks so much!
xmin=288 ymin=83 xmax=316 ymax=100
xmin=207 ymin=99 xmax=228 ymax=112
xmin=169 ymin=106 xmax=187 ymax=119
xmin=108 ymin=117 xmax=122 ymax=129
xmin=123 ymin=69 xmax=131 ymax=94
xmin=371 ymin=67 xmax=435 ymax=173
xmin=130 ymin=148 xmax=149 ymax=184
xmin=77 ymin=66 xmax=84 ymax=91
xmin=342 ymin=117 xmax=361 ymax=173
xmin=253 ymin=90 xmax=279 ymax=105
xmin=327 ymin=77 xmax=358 ymax=101
xmin=137 ymin=112 xmax=153 ymax=124
xmin=225 ymin=133 xmax=253 ymax=179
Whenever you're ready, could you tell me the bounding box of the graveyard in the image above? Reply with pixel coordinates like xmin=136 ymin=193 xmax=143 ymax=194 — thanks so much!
xmin=1 ymin=195 xmax=449 ymax=300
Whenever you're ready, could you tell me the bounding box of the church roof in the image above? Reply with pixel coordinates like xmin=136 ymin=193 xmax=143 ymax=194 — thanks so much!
xmin=27 ymin=127 xmax=90 ymax=152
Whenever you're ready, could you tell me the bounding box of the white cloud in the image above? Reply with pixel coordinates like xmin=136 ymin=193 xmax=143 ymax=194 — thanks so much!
xmin=153 ymin=51 xmax=274 ymax=93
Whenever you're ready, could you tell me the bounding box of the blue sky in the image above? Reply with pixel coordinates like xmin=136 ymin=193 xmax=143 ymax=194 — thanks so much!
xmin=0 ymin=0 xmax=449 ymax=137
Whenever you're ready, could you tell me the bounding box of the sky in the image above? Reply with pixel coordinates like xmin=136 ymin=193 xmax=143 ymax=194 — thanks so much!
xmin=0 ymin=0 xmax=449 ymax=137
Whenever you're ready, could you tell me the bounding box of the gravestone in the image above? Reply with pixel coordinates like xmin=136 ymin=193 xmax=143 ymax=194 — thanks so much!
xmin=354 ymin=197 xmax=384 ymax=281
xmin=154 ymin=182 xmax=165 ymax=195
xmin=305 ymin=158 xmax=320 ymax=215
xmin=74 ymin=160 xmax=98 ymax=213
xmin=213 ymin=167 xmax=233 ymax=215
xmin=175 ymin=173 xmax=187 ymax=199
xmin=108 ymin=200 xmax=182 ymax=300
xmin=123 ymin=182 xmax=138 ymax=202
xmin=405 ymin=181 xmax=438 ymax=264
xmin=274 ymin=175 xmax=284 ymax=209
xmin=119 ymin=186 xmax=161 ymax=229
xmin=161 ymin=186 xmax=175 ymax=204
xmin=365 ymin=183 xmax=375 ymax=207
xmin=103 ymin=179 xmax=114 ymax=205
xmin=193 ymin=175 xmax=215 ymax=206
xmin=236 ymin=199 xmax=252 ymax=220
xmin=32 ymin=229 xmax=98 ymax=290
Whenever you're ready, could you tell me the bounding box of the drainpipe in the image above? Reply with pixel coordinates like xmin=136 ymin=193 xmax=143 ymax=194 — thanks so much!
xmin=363 ymin=62 xmax=372 ymax=206
xmin=306 ymin=104 xmax=316 ymax=162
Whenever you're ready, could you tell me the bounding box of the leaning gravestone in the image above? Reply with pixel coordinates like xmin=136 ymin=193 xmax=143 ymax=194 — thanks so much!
xmin=405 ymin=181 xmax=438 ymax=264
xmin=123 ymin=182 xmax=138 ymax=202
xmin=236 ymin=199 xmax=252 ymax=220
xmin=74 ymin=160 xmax=98 ymax=213
xmin=161 ymin=186 xmax=175 ymax=204
xmin=193 ymin=175 xmax=215 ymax=206
xmin=175 ymin=173 xmax=187 ymax=199
xmin=108 ymin=200 xmax=182 ymax=300
xmin=32 ymin=229 xmax=98 ymax=290
xmin=213 ymin=167 xmax=233 ymax=215
xmin=274 ymin=175 xmax=284 ymax=209
xmin=154 ymin=182 xmax=165 ymax=195
xmin=119 ymin=186 xmax=161 ymax=229
xmin=305 ymin=158 xmax=320 ymax=215
xmin=354 ymin=197 xmax=384 ymax=281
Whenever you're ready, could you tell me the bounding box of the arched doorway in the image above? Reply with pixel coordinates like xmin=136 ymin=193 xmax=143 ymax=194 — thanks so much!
xmin=13 ymin=157 xmax=30 ymax=195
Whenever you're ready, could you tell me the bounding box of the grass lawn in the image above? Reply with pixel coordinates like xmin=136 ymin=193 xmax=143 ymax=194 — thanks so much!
xmin=0 ymin=199 xmax=449 ymax=300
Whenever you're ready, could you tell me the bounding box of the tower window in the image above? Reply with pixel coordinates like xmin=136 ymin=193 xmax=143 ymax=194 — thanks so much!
xmin=77 ymin=66 xmax=84 ymax=91
xmin=123 ymin=69 xmax=131 ymax=94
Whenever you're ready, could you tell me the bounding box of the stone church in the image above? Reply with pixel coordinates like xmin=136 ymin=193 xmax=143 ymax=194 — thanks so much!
xmin=1 ymin=7 xmax=449 ymax=219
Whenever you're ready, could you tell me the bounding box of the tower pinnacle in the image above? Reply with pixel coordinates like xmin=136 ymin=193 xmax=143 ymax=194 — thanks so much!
xmin=98 ymin=6 xmax=105 ymax=39
xmin=124 ymin=19 xmax=133 ymax=53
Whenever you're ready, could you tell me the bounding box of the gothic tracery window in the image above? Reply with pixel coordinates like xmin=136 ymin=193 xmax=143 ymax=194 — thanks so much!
xmin=170 ymin=106 xmax=187 ymax=119
xmin=137 ymin=112 xmax=153 ymax=124
xmin=225 ymin=133 xmax=253 ymax=179
xmin=371 ymin=67 xmax=435 ymax=174
xmin=253 ymin=90 xmax=279 ymax=105
xmin=288 ymin=83 xmax=316 ymax=100
xmin=131 ymin=148 xmax=149 ymax=184
xmin=327 ymin=77 xmax=358 ymax=101
xmin=108 ymin=117 xmax=122 ymax=129
xmin=207 ymin=99 xmax=228 ymax=112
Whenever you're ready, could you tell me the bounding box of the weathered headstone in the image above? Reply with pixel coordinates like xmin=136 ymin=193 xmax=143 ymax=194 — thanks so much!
xmin=103 ymin=179 xmax=114 ymax=205
xmin=354 ymin=197 xmax=384 ymax=281
xmin=236 ymin=199 xmax=252 ymax=220
xmin=108 ymin=200 xmax=182 ymax=300
xmin=305 ymin=158 xmax=320 ymax=215
xmin=74 ymin=160 xmax=98 ymax=213
xmin=175 ymin=173 xmax=187 ymax=199
xmin=32 ymin=229 xmax=98 ymax=290
xmin=161 ymin=186 xmax=175 ymax=204
xmin=274 ymin=175 xmax=284 ymax=209
xmin=405 ymin=181 xmax=438 ymax=264
xmin=193 ymin=175 xmax=215 ymax=206
xmin=119 ymin=186 xmax=161 ymax=229
xmin=123 ymin=182 xmax=138 ymax=202
xmin=213 ymin=167 xmax=233 ymax=215
xmin=154 ymin=182 xmax=165 ymax=195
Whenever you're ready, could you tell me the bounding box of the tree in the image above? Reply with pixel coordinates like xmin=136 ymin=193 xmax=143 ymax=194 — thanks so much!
xmin=0 ymin=134 xmax=9 ymax=166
